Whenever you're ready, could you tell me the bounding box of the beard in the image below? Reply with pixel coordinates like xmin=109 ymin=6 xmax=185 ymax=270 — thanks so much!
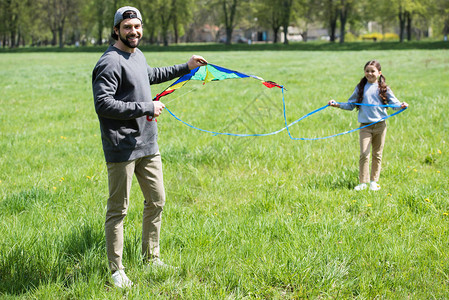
xmin=119 ymin=31 xmax=141 ymax=48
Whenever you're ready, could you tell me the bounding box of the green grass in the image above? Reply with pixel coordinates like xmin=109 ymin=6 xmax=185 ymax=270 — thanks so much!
xmin=0 ymin=48 xmax=448 ymax=299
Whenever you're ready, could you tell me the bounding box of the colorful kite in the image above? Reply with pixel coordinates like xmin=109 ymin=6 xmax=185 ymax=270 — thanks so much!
xmin=153 ymin=63 xmax=282 ymax=102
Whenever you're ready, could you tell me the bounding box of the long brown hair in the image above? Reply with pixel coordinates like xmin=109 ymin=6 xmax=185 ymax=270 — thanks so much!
xmin=356 ymin=60 xmax=388 ymax=109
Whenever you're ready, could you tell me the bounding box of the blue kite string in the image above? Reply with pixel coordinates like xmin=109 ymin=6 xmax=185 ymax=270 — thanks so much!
xmin=164 ymin=85 xmax=407 ymax=140
xmin=165 ymin=107 xmax=286 ymax=137
xmin=282 ymin=88 xmax=407 ymax=140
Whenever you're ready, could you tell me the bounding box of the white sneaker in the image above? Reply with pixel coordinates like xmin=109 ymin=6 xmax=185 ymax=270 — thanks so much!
xmin=354 ymin=183 xmax=367 ymax=191
xmin=111 ymin=270 xmax=133 ymax=288
xmin=148 ymin=258 xmax=178 ymax=270
xmin=370 ymin=181 xmax=380 ymax=191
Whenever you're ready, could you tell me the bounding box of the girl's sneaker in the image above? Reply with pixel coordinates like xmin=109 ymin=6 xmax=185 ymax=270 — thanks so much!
xmin=370 ymin=181 xmax=380 ymax=191
xmin=146 ymin=258 xmax=179 ymax=270
xmin=354 ymin=183 xmax=367 ymax=191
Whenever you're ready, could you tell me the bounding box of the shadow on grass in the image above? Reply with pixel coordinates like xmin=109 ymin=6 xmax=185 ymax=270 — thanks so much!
xmin=0 ymin=223 xmax=105 ymax=295
xmin=0 ymin=188 xmax=53 ymax=215
xmin=1 ymin=41 xmax=448 ymax=53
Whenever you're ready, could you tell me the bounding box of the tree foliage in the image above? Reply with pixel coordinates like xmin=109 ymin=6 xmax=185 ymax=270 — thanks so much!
xmin=0 ymin=0 xmax=446 ymax=48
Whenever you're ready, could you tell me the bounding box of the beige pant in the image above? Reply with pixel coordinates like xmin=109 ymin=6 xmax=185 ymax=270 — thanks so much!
xmin=105 ymin=153 xmax=165 ymax=272
xmin=359 ymin=121 xmax=387 ymax=183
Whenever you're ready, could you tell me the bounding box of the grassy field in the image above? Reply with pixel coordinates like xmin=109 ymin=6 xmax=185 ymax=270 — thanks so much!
xmin=0 ymin=47 xmax=448 ymax=299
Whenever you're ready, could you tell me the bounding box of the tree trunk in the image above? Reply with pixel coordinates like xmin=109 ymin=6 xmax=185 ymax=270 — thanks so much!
xmin=406 ymin=11 xmax=412 ymax=41
xmin=96 ymin=1 xmax=104 ymax=46
xmin=283 ymin=25 xmax=288 ymax=44
xmin=160 ymin=11 xmax=170 ymax=46
xmin=223 ymin=0 xmax=238 ymax=45
xmin=270 ymin=6 xmax=281 ymax=44
xmin=58 ymin=26 xmax=64 ymax=48
xmin=398 ymin=9 xmax=406 ymax=43
xmin=302 ymin=31 xmax=308 ymax=42
xmin=162 ymin=27 xmax=169 ymax=46
xmin=51 ymin=29 xmax=57 ymax=46
xmin=339 ymin=0 xmax=349 ymax=44
xmin=171 ymin=0 xmax=179 ymax=44
xmin=301 ymin=21 xmax=309 ymax=42
xmin=444 ymin=19 xmax=449 ymax=40
xmin=16 ymin=28 xmax=21 ymax=47
xmin=173 ymin=16 xmax=179 ymax=43
xmin=329 ymin=17 xmax=337 ymax=42
xmin=339 ymin=13 xmax=346 ymax=43
xmin=225 ymin=27 xmax=233 ymax=45
xmin=327 ymin=0 xmax=338 ymax=43
xmin=281 ymin=0 xmax=293 ymax=45
xmin=10 ymin=30 xmax=16 ymax=48
xmin=148 ymin=27 xmax=156 ymax=44
xmin=162 ymin=23 xmax=169 ymax=46
xmin=97 ymin=25 xmax=103 ymax=46
xmin=273 ymin=27 xmax=279 ymax=43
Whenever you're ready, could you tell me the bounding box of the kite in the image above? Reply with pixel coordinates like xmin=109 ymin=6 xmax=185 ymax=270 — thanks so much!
xmin=152 ymin=63 xmax=282 ymax=103
xmin=148 ymin=63 xmax=407 ymax=140
xmin=146 ymin=63 xmax=282 ymax=124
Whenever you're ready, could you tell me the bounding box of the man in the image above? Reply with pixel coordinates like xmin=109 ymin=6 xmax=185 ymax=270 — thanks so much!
xmin=92 ymin=6 xmax=207 ymax=288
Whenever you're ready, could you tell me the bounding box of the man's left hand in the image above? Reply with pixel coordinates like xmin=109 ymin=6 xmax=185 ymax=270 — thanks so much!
xmin=187 ymin=55 xmax=207 ymax=70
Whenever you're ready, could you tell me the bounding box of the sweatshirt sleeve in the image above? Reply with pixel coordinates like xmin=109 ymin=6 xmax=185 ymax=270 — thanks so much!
xmin=92 ymin=57 xmax=154 ymax=120
xmin=339 ymin=86 xmax=358 ymax=110
xmin=386 ymin=87 xmax=402 ymax=111
xmin=147 ymin=63 xmax=190 ymax=84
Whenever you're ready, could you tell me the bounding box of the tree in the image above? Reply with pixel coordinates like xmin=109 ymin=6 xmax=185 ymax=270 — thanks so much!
xmin=393 ymin=0 xmax=428 ymax=42
xmin=41 ymin=0 xmax=81 ymax=47
xmin=0 ymin=0 xmax=45 ymax=47
xmin=319 ymin=0 xmax=339 ymax=42
xmin=1 ymin=0 xmax=20 ymax=47
xmin=361 ymin=0 xmax=414 ymax=42
xmin=362 ymin=0 xmax=396 ymax=36
xmin=397 ymin=3 xmax=409 ymax=42
xmin=0 ymin=0 xmax=442 ymax=47
xmin=445 ymin=20 xmax=449 ymax=39
xmin=91 ymin=0 xmax=109 ymax=45
xmin=221 ymin=0 xmax=239 ymax=45
xmin=294 ymin=0 xmax=320 ymax=42
xmin=281 ymin=0 xmax=294 ymax=44
xmin=170 ymin=0 xmax=180 ymax=43
xmin=169 ymin=0 xmax=193 ymax=43
xmin=409 ymin=0 xmax=433 ymax=40
xmin=140 ymin=0 xmax=193 ymax=46
xmin=434 ymin=0 xmax=449 ymax=38
xmin=254 ymin=0 xmax=283 ymax=43
xmin=158 ymin=1 xmax=172 ymax=46
xmin=137 ymin=0 xmax=160 ymax=44
xmin=338 ymin=0 xmax=353 ymax=43
xmin=185 ymin=0 xmax=218 ymax=42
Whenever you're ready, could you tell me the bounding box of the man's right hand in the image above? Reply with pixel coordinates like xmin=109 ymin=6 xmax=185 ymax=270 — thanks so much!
xmin=153 ymin=101 xmax=165 ymax=117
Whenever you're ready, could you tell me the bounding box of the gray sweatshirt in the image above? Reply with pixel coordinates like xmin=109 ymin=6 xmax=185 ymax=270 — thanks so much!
xmin=92 ymin=46 xmax=190 ymax=162
xmin=339 ymin=82 xmax=401 ymax=124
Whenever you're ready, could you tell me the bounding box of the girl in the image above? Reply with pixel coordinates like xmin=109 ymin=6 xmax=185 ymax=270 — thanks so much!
xmin=328 ymin=60 xmax=408 ymax=191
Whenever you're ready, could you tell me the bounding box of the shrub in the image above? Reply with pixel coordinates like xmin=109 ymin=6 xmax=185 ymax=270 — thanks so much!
xmin=359 ymin=32 xmax=399 ymax=41
xmin=344 ymin=32 xmax=358 ymax=42
xmin=383 ymin=32 xmax=400 ymax=41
